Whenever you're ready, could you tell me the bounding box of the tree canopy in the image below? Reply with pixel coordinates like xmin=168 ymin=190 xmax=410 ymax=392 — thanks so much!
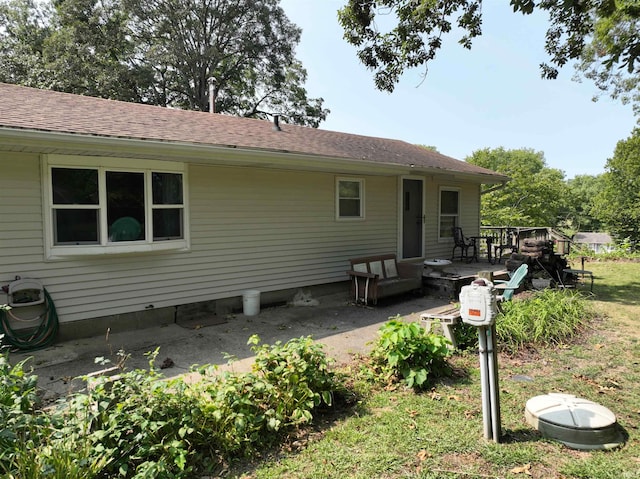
xmin=338 ymin=0 xmax=640 ymax=94
xmin=576 ymin=3 xmax=640 ymax=117
xmin=565 ymin=174 xmax=604 ymax=234
xmin=591 ymin=129 xmax=640 ymax=249
xmin=0 ymin=0 xmax=329 ymax=126
xmin=466 ymin=147 xmax=570 ymax=228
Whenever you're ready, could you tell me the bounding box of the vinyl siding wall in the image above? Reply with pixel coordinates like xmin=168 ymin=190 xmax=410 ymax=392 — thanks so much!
xmin=1 ymin=152 xmax=482 ymax=326
xmin=422 ymin=177 xmax=481 ymax=259
xmin=0 ymin=152 xmax=400 ymax=324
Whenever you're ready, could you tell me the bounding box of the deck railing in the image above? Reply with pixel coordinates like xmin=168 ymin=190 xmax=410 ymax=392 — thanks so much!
xmin=480 ymin=226 xmax=572 ymax=256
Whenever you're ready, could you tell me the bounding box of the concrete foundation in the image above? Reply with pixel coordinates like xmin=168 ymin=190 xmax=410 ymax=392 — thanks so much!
xmin=57 ymin=281 xmax=349 ymax=341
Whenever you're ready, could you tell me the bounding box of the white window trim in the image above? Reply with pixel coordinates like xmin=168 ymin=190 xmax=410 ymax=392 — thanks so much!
xmin=335 ymin=177 xmax=365 ymax=221
xmin=42 ymin=155 xmax=190 ymax=260
xmin=438 ymin=187 xmax=460 ymax=241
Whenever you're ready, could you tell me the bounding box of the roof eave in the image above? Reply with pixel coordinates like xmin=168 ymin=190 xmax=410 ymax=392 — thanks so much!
xmin=0 ymin=127 xmax=507 ymax=183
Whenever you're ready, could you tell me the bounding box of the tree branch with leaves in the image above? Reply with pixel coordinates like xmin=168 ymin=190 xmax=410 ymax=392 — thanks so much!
xmin=338 ymin=0 xmax=640 ymax=94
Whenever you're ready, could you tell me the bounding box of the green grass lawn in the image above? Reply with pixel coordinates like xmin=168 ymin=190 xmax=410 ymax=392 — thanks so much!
xmin=225 ymin=261 xmax=640 ymax=479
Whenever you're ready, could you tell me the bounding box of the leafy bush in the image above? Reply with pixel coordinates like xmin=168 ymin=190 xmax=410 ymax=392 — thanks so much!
xmin=250 ymin=334 xmax=343 ymax=420
xmin=50 ymin=351 xmax=198 ymax=478
xmin=367 ymin=318 xmax=451 ymax=390
xmin=453 ymin=321 xmax=479 ymax=350
xmin=0 ymin=339 xmax=108 ymax=479
xmin=0 ymin=345 xmax=39 ymax=414
xmin=496 ymin=289 xmax=594 ymax=352
xmin=2 ymin=422 xmax=111 ymax=479
xmin=0 ymin=336 xmax=347 ymax=478
xmin=192 ymin=335 xmax=344 ymax=457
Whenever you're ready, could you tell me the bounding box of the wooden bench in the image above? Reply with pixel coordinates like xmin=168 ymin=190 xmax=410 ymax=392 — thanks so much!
xmin=420 ymin=305 xmax=460 ymax=349
xmin=347 ymin=254 xmax=422 ymax=305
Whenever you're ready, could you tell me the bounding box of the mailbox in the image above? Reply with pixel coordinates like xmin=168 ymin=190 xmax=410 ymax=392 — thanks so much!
xmin=460 ymin=278 xmax=498 ymax=327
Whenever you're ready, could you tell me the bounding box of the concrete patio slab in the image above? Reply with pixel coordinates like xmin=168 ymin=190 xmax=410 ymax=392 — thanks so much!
xmin=11 ymin=291 xmax=454 ymax=403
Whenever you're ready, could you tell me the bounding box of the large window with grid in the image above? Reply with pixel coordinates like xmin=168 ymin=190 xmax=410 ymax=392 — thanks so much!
xmin=43 ymin=155 xmax=188 ymax=258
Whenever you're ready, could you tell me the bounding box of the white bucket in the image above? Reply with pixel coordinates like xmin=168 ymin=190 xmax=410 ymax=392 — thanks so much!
xmin=242 ymin=290 xmax=261 ymax=316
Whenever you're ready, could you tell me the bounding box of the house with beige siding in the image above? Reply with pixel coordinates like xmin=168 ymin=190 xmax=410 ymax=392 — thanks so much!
xmin=0 ymin=82 xmax=508 ymax=339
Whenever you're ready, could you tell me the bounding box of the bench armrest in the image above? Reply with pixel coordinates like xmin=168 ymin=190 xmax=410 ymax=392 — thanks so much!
xmin=494 ymin=283 xmax=518 ymax=291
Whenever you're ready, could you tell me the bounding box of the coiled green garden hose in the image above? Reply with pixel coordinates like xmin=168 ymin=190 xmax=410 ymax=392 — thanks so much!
xmin=0 ymin=288 xmax=59 ymax=351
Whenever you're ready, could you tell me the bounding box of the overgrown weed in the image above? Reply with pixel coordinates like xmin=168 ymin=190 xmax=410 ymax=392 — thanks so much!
xmin=0 ymin=336 xmax=347 ymax=478
xmin=365 ymin=317 xmax=452 ymax=390
xmin=497 ymin=288 xmax=596 ymax=353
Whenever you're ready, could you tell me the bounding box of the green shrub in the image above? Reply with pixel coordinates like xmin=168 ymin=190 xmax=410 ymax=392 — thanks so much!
xmin=1 ymin=336 xmax=348 ymax=478
xmin=453 ymin=321 xmax=479 ymax=350
xmin=250 ymin=335 xmax=342 ymax=412
xmin=193 ymin=335 xmax=345 ymax=455
xmin=497 ymin=289 xmax=593 ymax=352
xmin=1 ymin=424 xmax=111 ymax=479
xmin=58 ymin=351 xmax=197 ymax=478
xmin=0 ymin=339 xmax=46 ymax=473
xmin=0 ymin=348 xmax=38 ymax=413
xmin=193 ymin=369 xmax=277 ymax=456
xmin=367 ymin=318 xmax=451 ymax=390
xmin=0 ymin=340 xmax=108 ymax=479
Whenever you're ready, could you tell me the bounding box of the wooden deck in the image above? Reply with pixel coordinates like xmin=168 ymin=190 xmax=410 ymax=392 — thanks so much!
xmin=417 ymin=259 xmax=510 ymax=299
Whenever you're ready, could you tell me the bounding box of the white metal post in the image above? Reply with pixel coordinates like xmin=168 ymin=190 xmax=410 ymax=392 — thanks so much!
xmin=478 ymin=326 xmax=492 ymax=440
xmin=487 ymin=324 xmax=501 ymax=442
xmin=461 ymin=279 xmax=501 ymax=443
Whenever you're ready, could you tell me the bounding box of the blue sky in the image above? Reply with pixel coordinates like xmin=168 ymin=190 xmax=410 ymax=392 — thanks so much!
xmin=280 ymin=0 xmax=637 ymax=179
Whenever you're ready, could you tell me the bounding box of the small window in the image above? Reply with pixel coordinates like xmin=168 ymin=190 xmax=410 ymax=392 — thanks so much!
xmin=44 ymin=155 xmax=188 ymax=258
xmin=439 ymin=189 xmax=459 ymax=239
xmin=337 ymin=178 xmax=364 ymax=219
xmin=52 ymin=168 xmax=100 ymax=245
xmin=152 ymin=172 xmax=184 ymax=240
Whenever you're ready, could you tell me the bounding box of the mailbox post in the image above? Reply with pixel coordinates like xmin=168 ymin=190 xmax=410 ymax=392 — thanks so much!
xmin=460 ymin=278 xmax=501 ymax=442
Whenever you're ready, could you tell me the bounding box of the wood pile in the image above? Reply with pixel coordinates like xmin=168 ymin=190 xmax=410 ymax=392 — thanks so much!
xmin=506 ymin=238 xmax=568 ymax=283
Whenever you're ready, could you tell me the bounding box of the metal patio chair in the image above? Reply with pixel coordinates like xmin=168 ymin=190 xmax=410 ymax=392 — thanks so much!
xmin=451 ymin=227 xmax=477 ymax=262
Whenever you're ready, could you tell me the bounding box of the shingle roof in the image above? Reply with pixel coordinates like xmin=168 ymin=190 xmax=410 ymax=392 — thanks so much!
xmin=0 ymin=82 xmax=506 ymax=180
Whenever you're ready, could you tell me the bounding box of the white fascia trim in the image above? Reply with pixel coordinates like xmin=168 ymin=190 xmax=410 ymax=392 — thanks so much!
xmin=1 ymin=128 xmax=507 ymax=182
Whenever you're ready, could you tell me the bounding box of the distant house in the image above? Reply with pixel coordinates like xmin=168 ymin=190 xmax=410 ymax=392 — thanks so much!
xmin=573 ymin=232 xmax=615 ymax=254
xmin=0 ymin=82 xmax=508 ymax=339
